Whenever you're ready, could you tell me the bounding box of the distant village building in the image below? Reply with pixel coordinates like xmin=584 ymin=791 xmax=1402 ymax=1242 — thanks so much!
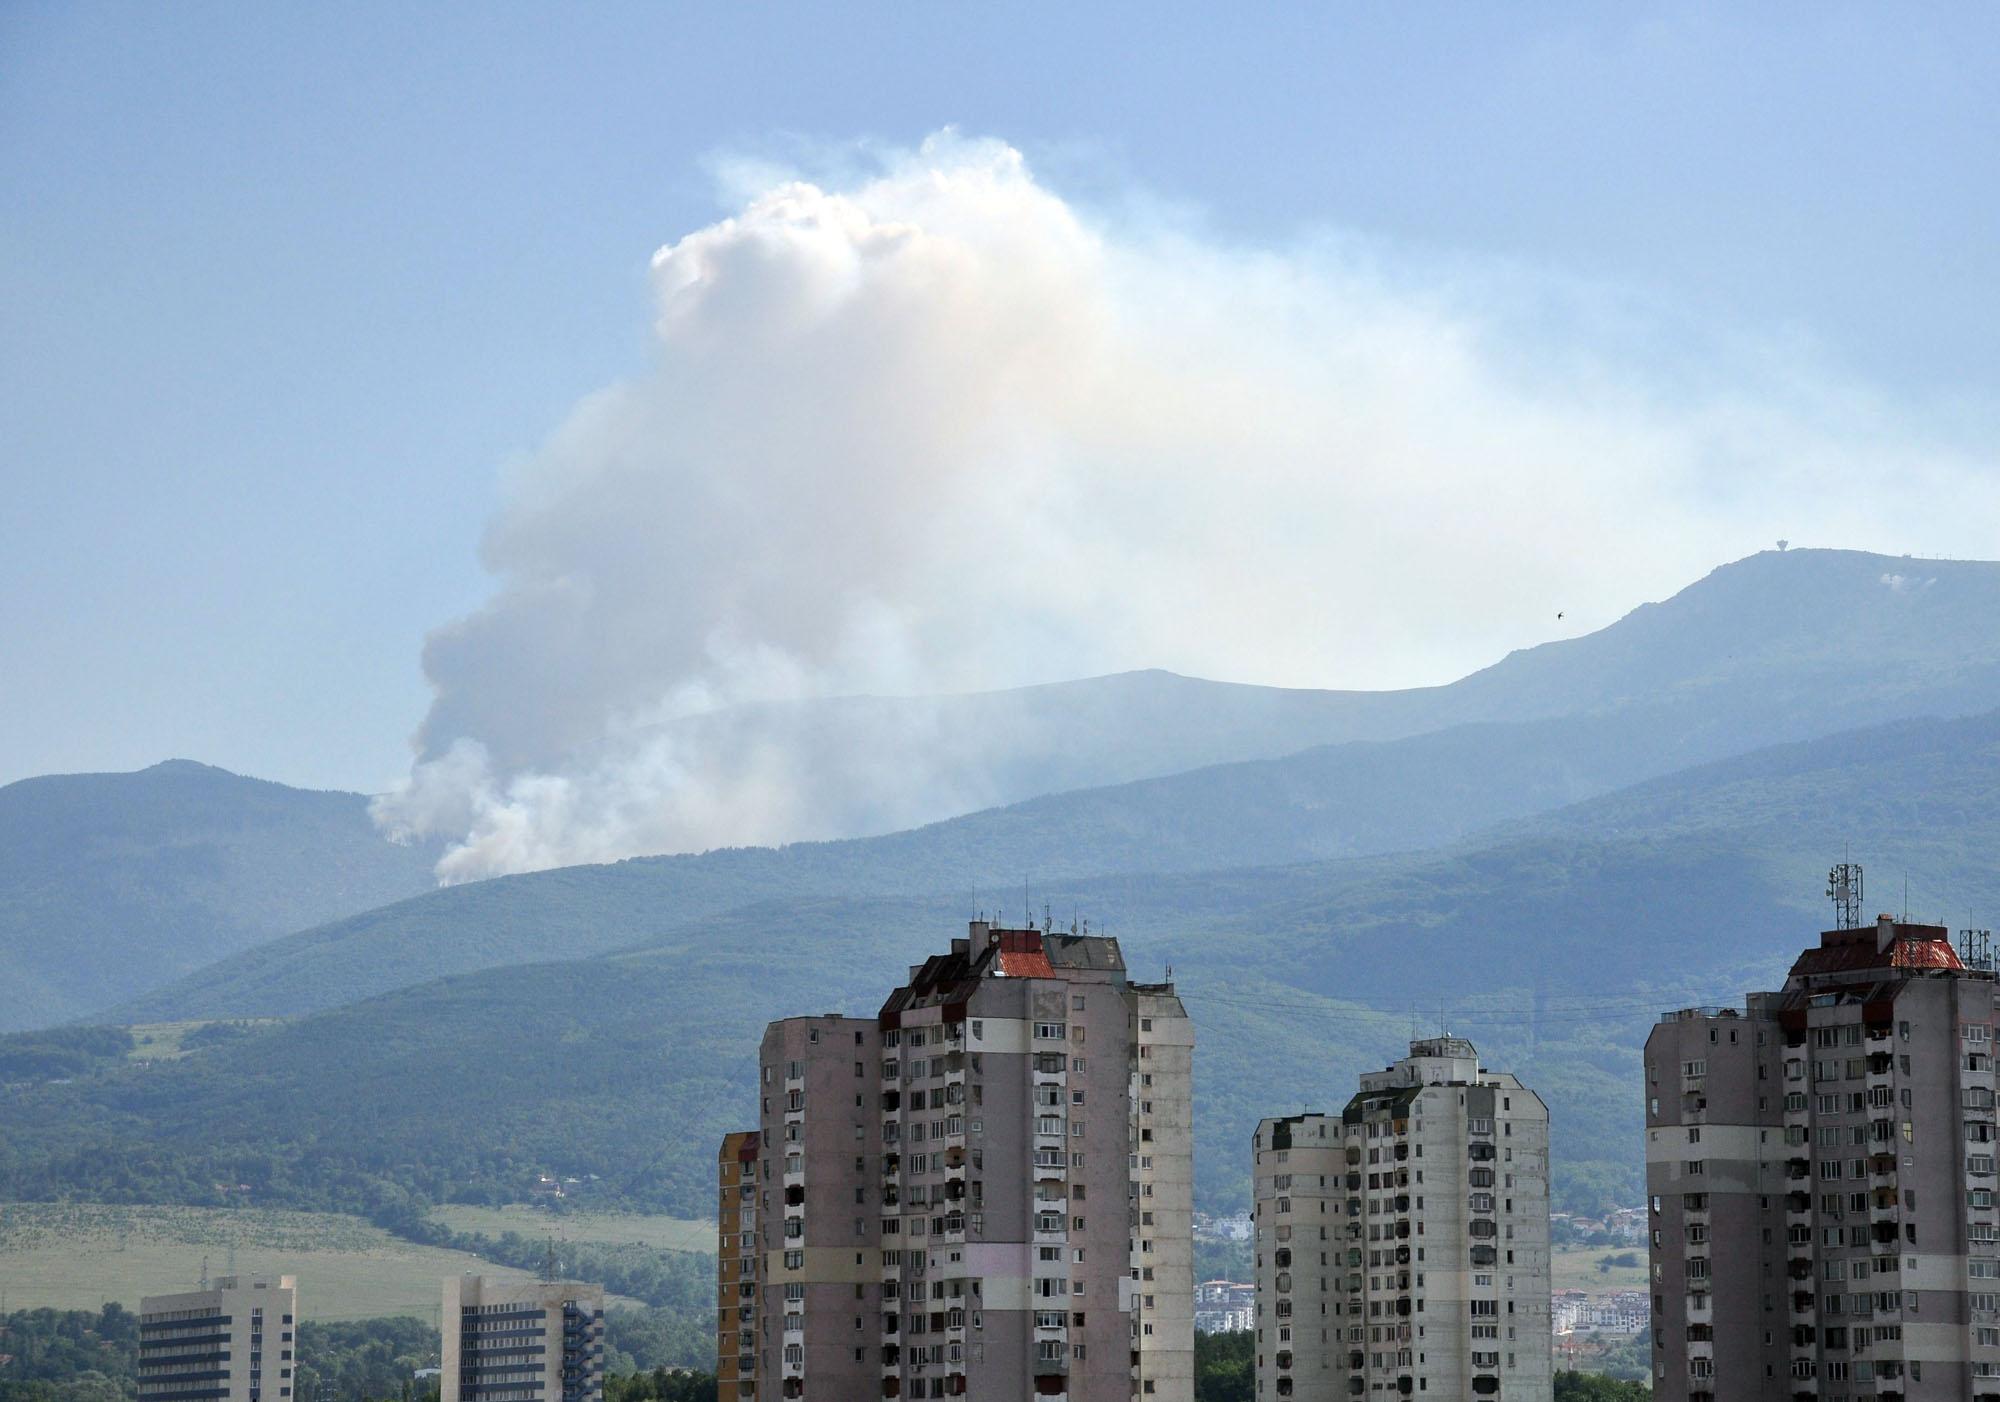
xmin=1195 ymin=1212 xmax=1255 ymax=1244
xmin=1194 ymin=1280 xmax=1256 ymax=1333
xmin=1551 ymin=1289 xmax=1649 ymax=1334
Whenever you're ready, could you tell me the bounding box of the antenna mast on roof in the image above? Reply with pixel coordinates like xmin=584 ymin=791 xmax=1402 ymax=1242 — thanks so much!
xmin=541 ymin=1234 xmax=558 ymax=1283
xmin=1827 ymin=859 xmax=1863 ymax=929
xmin=1961 ymin=927 xmax=1994 ymax=972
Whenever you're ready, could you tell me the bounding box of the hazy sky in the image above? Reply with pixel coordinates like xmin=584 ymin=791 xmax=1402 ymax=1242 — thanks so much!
xmin=5 ymin=3 xmax=1998 ymax=795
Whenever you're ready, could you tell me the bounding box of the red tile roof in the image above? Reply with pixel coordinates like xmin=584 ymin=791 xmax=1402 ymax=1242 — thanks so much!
xmin=998 ymin=949 xmax=1056 ymax=978
xmin=995 ymin=929 xmax=1055 ymax=978
xmin=1789 ymin=924 xmax=1963 ymax=978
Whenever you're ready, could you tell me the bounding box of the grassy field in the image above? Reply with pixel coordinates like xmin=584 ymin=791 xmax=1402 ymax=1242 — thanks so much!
xmin=426 ymin=1203 xmax=712 ymax=1253
xmin=1551 ymin=1244 xmax=1649 ymax=1293
xmin=0 ymin=1202 xmax=643 ymax=1320
xmin=125 ymin=1020 xmax=281 ymax=1061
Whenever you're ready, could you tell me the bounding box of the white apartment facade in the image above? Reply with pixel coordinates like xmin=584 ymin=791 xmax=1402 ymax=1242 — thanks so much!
xmin=1251 ymin=1038 xmax=1551 ymax=1400
xmin=442 ymin=1276 xmax=605 ymax=1402
xmin=138 ymin=1274 xmax=298 ymax=1402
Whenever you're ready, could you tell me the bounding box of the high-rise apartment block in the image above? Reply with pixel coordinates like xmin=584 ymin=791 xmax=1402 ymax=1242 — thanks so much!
xmin=719 ymin=1130 xmax=762 ymax=1398
xmin=1647 ymin=917 xmax=2000 ymax=1401
xmin=720 ymin=920 xmax=1193 ymax=1401
xmin=442 ymin=1276 xmax=605 ymax=1402
xmin=138 ymin=1274 xmax=299 ymax=1402
xmin=1251 ymin=1038 xmax=1552 ymax=1400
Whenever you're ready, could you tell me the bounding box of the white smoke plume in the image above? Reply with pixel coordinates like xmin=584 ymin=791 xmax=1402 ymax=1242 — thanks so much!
xmin=374 ymin=132 xmax=1994 ymax=882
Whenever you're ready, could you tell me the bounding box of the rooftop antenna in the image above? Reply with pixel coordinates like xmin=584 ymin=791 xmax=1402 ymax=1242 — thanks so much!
xmin=201 ymin=1255 xmax=210 ymax=1290
xmin=540 ymin=1233 xmax=558 ymax=1283
xmin=1827 ymin=858 xmax=1863 ymax=929
xmin=1961 ymin=925 xmax=1993 ymax=972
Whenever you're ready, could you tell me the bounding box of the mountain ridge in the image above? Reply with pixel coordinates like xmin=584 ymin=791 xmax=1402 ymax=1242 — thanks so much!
xmin=0 ymin=760 xmax=441 ymax=1030
xmin=13 ymin=703 xmax=2000 ymax=1230
xmin=119 ymin=550 xmax=2000 ymax=1024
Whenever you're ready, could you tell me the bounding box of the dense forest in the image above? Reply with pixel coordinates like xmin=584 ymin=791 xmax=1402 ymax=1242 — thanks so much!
xmin=1555 ymin=1371 xmax=1651 ymax=1400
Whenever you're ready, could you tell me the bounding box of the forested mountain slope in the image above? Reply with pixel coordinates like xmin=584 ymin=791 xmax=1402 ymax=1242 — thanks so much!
xmin=126 ymin=551 xmax=2000 ymax=1023
xmin=16 ymin=707 xmax=2000 ymax=1228
xmin=0 ymin=761 xmax=438 ymax=1030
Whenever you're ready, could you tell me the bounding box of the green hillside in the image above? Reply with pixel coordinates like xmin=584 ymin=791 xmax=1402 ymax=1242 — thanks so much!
xmin=10 ymin=709 xmax=2000 ymax=1240
xmin=0 ymin=761 xmax=439 ymax=1031
xmin=123 ymin=552 xmax=2000 ymax=1026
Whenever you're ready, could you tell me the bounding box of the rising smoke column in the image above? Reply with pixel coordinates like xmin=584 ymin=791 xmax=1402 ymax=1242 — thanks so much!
xmin=374 ymin=133 xmax=1986 ymax=882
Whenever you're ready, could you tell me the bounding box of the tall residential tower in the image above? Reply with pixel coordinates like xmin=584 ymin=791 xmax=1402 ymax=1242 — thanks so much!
xmin=1647 ymin=916 xmax=2000 ymax=1401
xmin=718 ymin=1130 xmax=762 ymax=1399
xmin=720 ymin=920 xmax=1194 ymax=1402
xmin=1251 ymin=1038 xmax=1552 ymax=1400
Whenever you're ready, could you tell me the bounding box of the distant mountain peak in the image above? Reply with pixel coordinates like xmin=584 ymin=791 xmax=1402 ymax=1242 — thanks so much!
xmin=146 ymin=758 xmax=236 ymax=776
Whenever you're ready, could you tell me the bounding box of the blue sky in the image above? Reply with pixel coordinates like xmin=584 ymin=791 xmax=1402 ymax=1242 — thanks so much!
xmin=4 ymin=3 xmax=1997 ymax=793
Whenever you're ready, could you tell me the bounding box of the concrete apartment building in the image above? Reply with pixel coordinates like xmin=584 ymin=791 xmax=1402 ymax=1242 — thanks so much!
xmin=442 ymin=1276 xmax=605 ymax=1402
xmin=138 ymin=1274 xmax=298 ymax=1402
xmin=1251 ymin=1037 xmax=1552 ymax=1401
xmin=1647 ymin=916 xmax=2000 ymax=1402
xmin=718 ymin=1130 xmax=762 ymax=1399
xmin=719 ymin=919 xmax=1194 ymax=1401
